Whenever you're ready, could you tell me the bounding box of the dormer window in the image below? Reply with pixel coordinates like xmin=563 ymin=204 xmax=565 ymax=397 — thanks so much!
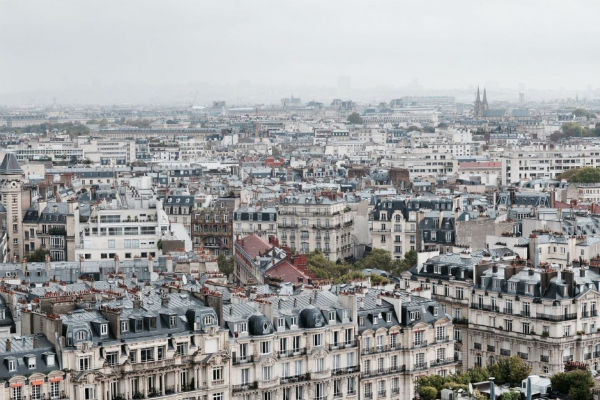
xmin=410 ymin=311 xmax=420 ymax=321
xmin=380 ymin=212 xmax=387 ymax=220
xmin=434 ymin=266 xmax=441 ymax=274
xmin=120 ymin=321 xmax=129 ymax=333
xmin=169 ymin=315 xmax=177 ymax=327
xmin=46 ymin=353 xmax=55 ymax=366
xmin=27 ymin=356 xmax=36 ymax=369
xmin=76 ymin=330 xmax=88 ymax=341
xmin=238 ymin=322 xmax=247 ymax=333
xmin=204 ymin=315 xmax=215 ymax=325
xmin=386 ymin=313 xmax=392 ymax=323
xmin=433 ymin=307 xmax=439 ymax=317
xmin=290 ymin=317 xmax=298 ymax=326
xmin=7 ymin=359 xmax=16 ymax=372
xmin=373 ymin=316 xmax=378 ymax=325
xmin=359 ymin=316 xmax=364 ymax=326
xmin=100 ymin=324 xmax=108 ymax=335
xmin=329 ymin=311 xmax=336 ymax=322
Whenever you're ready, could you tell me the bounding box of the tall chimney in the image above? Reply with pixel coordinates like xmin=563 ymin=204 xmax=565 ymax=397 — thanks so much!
xmin=45 ymin=254 xmax=51 ymax=277
xmin=21 ymin=258 xmax=27 ymax=274
xmin=114 ymin=254 xmax=120 ymax=275
xmin=166 ymin=256 xmax=173 ymax=273
xmin=147 ymin=254 xmax=154 ymax=273
xmin=5 ymin=338 xmax=10 ymax=352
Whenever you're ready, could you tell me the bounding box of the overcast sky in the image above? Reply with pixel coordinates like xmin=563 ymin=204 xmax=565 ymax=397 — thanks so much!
xmin=1 ymin=0 xmax=599 ymax=104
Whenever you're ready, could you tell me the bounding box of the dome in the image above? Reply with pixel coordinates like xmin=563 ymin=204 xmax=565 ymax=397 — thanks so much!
xmin=248 ymin=315 xmax=273 ymax=336
xmin=299 ymin=306 xmax=326 ymax=329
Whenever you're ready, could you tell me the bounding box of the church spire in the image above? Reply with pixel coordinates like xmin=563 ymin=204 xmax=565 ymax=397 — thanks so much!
xmin=482 ymin=88 xmax=489 ymax=112
xmin=474 ymin=86 xmax=482 ymax=117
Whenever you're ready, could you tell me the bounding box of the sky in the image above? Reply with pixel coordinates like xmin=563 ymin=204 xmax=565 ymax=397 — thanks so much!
xmin=1 ymin=0 xmax=599 ymax=105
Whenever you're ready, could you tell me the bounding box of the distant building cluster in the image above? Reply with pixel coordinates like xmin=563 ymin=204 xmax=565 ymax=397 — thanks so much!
xmin=0 ymin=91 xmax=599 ymax=399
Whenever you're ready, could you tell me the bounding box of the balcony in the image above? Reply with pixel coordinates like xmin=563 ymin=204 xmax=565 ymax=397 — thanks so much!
xmin=361 ymin=366 xmax=405 ymax=378
xmin=232 ymin=382 xmax=258 ymax=393
xmin=378 ymin=391 xmax=386 ymax=397
xmin=332 ymin=365 xmax=360 ymax=376
xmin=310 ymin=369 xmax=331 ymax=380
xmin=258 ymin=378 xmax=279 ymax=389
xmin=536 ymin=312 xmax=577 ymax=322
xmin=470 ymin=303 xmax=499 ymax=312
xmin=436 ymin=335 xmax=450 ymax=343
xmin=430 ymin=358 xmax=455 ymax=367
xmin=365 ymin=393 xmax=373 ymax=400
xmin=278 ymin=348 xmax=307 ymax=358
xmin=582 ymin=310 xmax=598 ymax=318
xmin=412 ymin=340 xmax=428 ymax=349
xmin=280 ymin=374 xmax=309 ymax=384
xmin=413 ymin=362 xmax=428 ymax=371
xmin=329 ymin=340 xmax=357 ymax=350
xmin=453 ymin=317 xmax=469 ymax=325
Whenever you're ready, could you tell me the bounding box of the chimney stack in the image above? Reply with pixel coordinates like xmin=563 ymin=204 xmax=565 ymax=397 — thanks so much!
xmin=114 ymin=254 xmax=120 ymax=275
xmin=45 ymin=254 xmax=51 ymax=277
xmin=21 ymin=258 xmax=27 ymax=274
xmin=166 ymin=256 xmax=173 ymax=273
xmin=5 ymin=338 xmax=10 ymax=352
xmin=32 ymin=335 xmax=38 ymax=348
xmin=161 ymin=293 xmax=169 ymax=307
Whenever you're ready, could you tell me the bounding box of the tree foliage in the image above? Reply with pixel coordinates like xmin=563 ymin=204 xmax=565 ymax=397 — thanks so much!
xmin=500 ymin=392 xmax=521 ymax=400
xmin=27 ymin=248 xmax=49 ymax=262
xmin=306 ymin=251 xmax=354 ymax=282
xmin=217 ymin=254 xmax=234 ymax=275
xmin=551 ymin=122 xmax=600 ymax=141
xmin=572 ymin=108 xmax=596 ymax=119
xmin=551 ymin=369 xmax=593 ymax=396
xmin=1 ymin=122 xmax=90 ymax=137
xmin=346 ymin=112 xmax=363 ymax=124
xmin=558 ymin=167 xmax=600 ymax=183
xmin=418 ymin=386 xmax=437 ymax=400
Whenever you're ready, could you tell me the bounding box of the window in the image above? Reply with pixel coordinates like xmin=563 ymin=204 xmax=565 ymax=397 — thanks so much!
xmin=11 ymin=386 xmax=22 ymax=400
xmin=410 ymin=311 xmax=420 ymax=321
xmin=76 ymin=330 xmax=88 ymax=341
xmin=121 ymin=320 xmax=129 ymax=333
xmin=313 ymin=333 xmax=323 ymax=347
xmin=204 ymin=314 xmax=215 ymax=325
xmin=100 ymin=324 xmax=108 ymax=335
xmin=79 ymin=356 xmax=91 ymax=371
xmin=212 ymin=366 xmax=223 ymax=381
xmin=157 ymin=346 xmax=165 ymax=360
xmin=347 ymin=377 xmax=356 ymax=394
xmin=293 ymin=336 xmax=300 ymax=351
xmin=522 ymin=322 xmax=530 ymax=335
xmin=260 ymin=341 xmax=271 ymax=354
xmin=239 ymin=343 xmax=248 ymax=360
xmin=169 ymin=315 xmax=177 ymax=327
xmin=262 ymin=365 xmax=272 ymax=380
xmin=241 ymin=368 xmax=249 ymax=384
xmin=504 ymin=319 xmax=513 ymax=332
xmin=314 ymin=357 xmax=325 ymax=372
xmin=277 ymin=318 xmax=285 ymax=330
xmin=50 ymin=382 xmax=59 ymax=399
xmin=176 ymin=343 xmax=188 ymax=356
xmin=140 ymin=348 xmax=154 ymax=362
xmin=414 ymin=331 xmax=424 ymax=346
xmin=104 ymin=351 xmax=118 ymax=366
xmin=212 ymin=394 xmax=224 ymax=400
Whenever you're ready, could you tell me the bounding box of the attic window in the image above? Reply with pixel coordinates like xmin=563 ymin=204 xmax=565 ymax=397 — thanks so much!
xmin=76 ymin=330 xmax=88 ymax=341
xmin=410 ymin=311 xmax=420 ymax=321
xmin=120 ymin=321 xmax=129 ymax=333
xmin=100 ymin=324 xmax=108 ymax=335
xmin=204 ymin=315 xmax=215 ymax=325
xmin=386 ymin=313 xmax=392 ymax=323
xmin=169 ymin=316 xmax=177 ymax=327
xmin=329 ymin=311 xmax=336 ymax=321
xmin=46 ymin=354 xmax=55 ymax=366
xmin=433 ymin=307 xmax=439 ymax=317
xmin=277 ymin=318 xmax=285 ymax=329
xmin=373 ymin=316 xmax=378 ymax=325
xmin=290 ymin=317 xmax=298 ymax=326
xmin=359 ymin=316 xmax=364 ymax=326
xmin=7 ymin=359 xmax=16 ymax=372
xmin=238 ymin=322 xmax=247 ymax=333
xmin=28 ymin=357 xmax=36 ymax=369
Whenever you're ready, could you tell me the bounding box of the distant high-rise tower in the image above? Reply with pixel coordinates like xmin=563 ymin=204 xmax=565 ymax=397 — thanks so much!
xmin=0 ymin=153 xmax=24 ymax=260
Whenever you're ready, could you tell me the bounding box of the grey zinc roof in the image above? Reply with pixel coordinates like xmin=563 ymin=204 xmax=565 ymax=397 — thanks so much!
xmin=0 ymin=153 xmax=23 ymax=175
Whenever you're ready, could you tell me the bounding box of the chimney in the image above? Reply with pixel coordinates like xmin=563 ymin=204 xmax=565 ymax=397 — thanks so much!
xmin=45 ymin=254 xmax=51 ymax=277
xmin=563 ymin=270 xmax=575 ymax=295
xmin=114 ymin=254 xmax=120 ymax=275
xmin=376 ymin=295 xmax=382 ymax=306
xmin=166 ymin=256 xmax=173 ymax=273
xmin=147 ymin=254 xmax=154 ymax=273
xmin=473 ymin=262 xmax=491 ymax=285
xmin=161 ymin=293 xmax=169 ymax=307
xmin=5 ymin=338 xmax=10 ymax=352
xmin=580 ymin=266 xmax=586 ymax=278
xmin=133 ymin=293 xmax=142 ymax=309
xmin=32 ymin=335 xmax=38 ymax=349
xmin=21 ymin=258 xmax=27 ymax=274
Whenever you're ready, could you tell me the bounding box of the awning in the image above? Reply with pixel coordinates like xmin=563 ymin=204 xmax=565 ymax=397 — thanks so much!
xmin=10 ymin=382 xmax=24 ymax=388
xmin=31 ymin=379 xmax=44 ymax=386
xmin=49 ymin=377 xmax=62 ymax=383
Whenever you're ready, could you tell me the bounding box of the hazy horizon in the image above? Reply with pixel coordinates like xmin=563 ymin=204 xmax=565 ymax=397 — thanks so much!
xmin=2 ymin=0 xmax=600 ymax=105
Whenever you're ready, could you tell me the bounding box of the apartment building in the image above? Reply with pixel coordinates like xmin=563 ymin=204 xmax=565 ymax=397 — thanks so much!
xmin=22 ymin=291 xmax=228 ymax=400
xmin=225 ymin=290 xmax=360 ymax=400
xmin=0 ymin=335 xmax=67 ymax=400
xmin=191 ymin=197 xmax=239 ymax=257
xmin=0 ymin=153 xmax=26 ymax=260
xmin=22 ymin=201 xmax=79 ymax=261
xmin=232 ymin=206 xmax=277 ymax=243
xmin=355 ymin=289 xmax=456 ymax=399
xmin=277 ymin=193 xmax=355 ymax=261
xmin=370 ymin=199 xmax=418 ymax=259
xmin=76 ymin=201 xmax=169 ymax=261
xmin=162 ymin=193 xmax=194 ymax=233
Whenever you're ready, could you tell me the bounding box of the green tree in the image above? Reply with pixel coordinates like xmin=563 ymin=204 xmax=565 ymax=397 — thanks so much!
xmin=217 ymin=254 xmax=234 ymax=275
xmin=418 ymin=386 xmax=437 ymax=400
xmin=551 ymin=370 xmax=593 ymax=395
xmin=569 ymin=385 xmax=592 ymax=400
xmin=507 ymin=355 xmax=531 ymax=385
xmin=393 ymin=249 xmax=418 ymax=275
xmin=500 ymin=392 xmax=521 ymax=400
xmin=369 ymin=274 xmax=390 ymax=285
xmin=307 ymin=251 xmax=354 ymax=281
xmin=346 ymin=112 xmax=363 ymax=124
xmin=271 ymin=146 xmax=281 ymax=157
xmin=27 ymin=248 xmax=49 ymax=262
xmin=357 ymin=248 xmax=395 ymax=271
xmin=558 ymin=167 xmax=600 ymax=183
